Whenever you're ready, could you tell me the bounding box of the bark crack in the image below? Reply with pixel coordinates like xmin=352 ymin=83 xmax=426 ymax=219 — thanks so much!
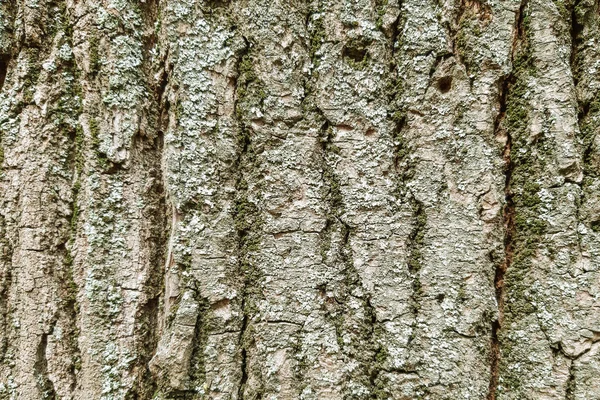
xmin=569 ymin=0 xmax=589 ymax=255
xmin=487 ymin=2 xmax=528 ymax=399
xmin=406 ymin=199 xmax=426 ymax=345
xmin=237 ymin=309 xmax=249 ymax=400
xmin=565 ymin=360 xmax=576 ymax=400
xmin=34 ymin=329 xmax=57 ymax=400
xmin=0 ymin=233 xmax=11 ymax=364
xmin=0 ymin=54 xmax=9 ymax=93
xmin=232 ymin=36 xmax=263 ymax=400
xmin=55 ymin=10 xmax=86 ymax=393
xmin=129 ymin=0 xmax=172 ymax=394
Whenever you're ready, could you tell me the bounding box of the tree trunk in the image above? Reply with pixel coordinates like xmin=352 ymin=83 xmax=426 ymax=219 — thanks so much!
xmin=0 ymin=0 xmax=599 ymax=398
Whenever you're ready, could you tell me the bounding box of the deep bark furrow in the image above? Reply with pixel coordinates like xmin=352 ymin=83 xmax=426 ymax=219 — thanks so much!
xmin=406 ymin=199 xmax=426 ymax=342
xmin=34 ymin=332 xmax=57 ymax=400
xmin=0 ymin=55 xmax=9 ymax=93
xmin=232 ymin=35 xmax=256 ymax=399
xmin=134 ymin=0 xmax=171 ymax=391
xmin=487 ymin=2 xmax=527 ymax=399
xmin=566 ymin=360 xmax=576 ymax=400
xmin=487 ymin=100 xmax=514 ymax=400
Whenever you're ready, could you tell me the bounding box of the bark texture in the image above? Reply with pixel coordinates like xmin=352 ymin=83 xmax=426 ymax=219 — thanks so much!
xmin=0 ymin=0 xmax=599 ymax=399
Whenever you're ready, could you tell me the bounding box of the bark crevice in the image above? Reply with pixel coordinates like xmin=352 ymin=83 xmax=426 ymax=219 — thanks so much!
xmin=566 ymin=356 xmax=576 ymax=400
xmin=487 ymin=2 xmax=528 ymax=399
xmin=406 ymin=199 xmax=426 ymax=345
xmin=232 ymin=36 xmax=261 ymax=399
xmin=0 ymin=54 xmax=9 ymax=93
xmin=34 ymin=331 xmax=57 ymax=400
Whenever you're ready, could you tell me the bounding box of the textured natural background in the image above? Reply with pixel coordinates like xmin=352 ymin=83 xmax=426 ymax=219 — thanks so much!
xmin=0 ymin=0 xmax=599 ymax=398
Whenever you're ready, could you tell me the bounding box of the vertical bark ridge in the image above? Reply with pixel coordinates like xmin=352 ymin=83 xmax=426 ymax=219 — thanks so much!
xmin=64 ymin=0 xmax=172 ymax=395
xmin=149 ymin=1 xmax=245 ymax=397
xmin=392 ymin=0 xmax=516 ymax=396
xmin=126 ymin=0 xmax=171 ymax=396
xmin=316 ymin=111 xmax=382 ymax=397
xmin=0 ymin=0 xmax=85 ymax=396
xmin=230 ymin=1 xmax=342 ymax=396
xmin=565 ymin=0 xmax=600 ymax=398
xmin=496 ymin=0 xmax=592 ymax=396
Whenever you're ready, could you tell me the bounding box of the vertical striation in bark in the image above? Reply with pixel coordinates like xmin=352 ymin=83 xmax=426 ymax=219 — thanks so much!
xmin=0 ymin=0 xmax=599 ymax=399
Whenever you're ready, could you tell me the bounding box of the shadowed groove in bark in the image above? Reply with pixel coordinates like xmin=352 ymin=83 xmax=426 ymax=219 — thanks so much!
xmin=134 ymin=0 xmax=171 ymax=391
xmin=408 ymin=200 xmax=426 ymax=316
xmin=186 ymin=291 xmax=209 ymax=390
xmin=569 ymin=0 xmax=584 ymax=87
xmin=237 ymin=316 xmax=248 ymax=400
xmin=385 ymin=2 xmax=404 ymax=144
xmin=60 ymin=204 xmax=82 ymax=391
xmin=565 ymin=358 xmax=576 ymax=400
xmin=488 ymin=102 xmax=514 ymax=400
xmin=487 ymin=46 xmax=511 ymax=400
xmin=404 ymin=198 xmax=427 ymax=375
xmin=0 ymin=55 xmax=9 ymax=92
xmin=34 ymin=331 xmax=57 ymax=400
xmin=0 ymin=218 xmax=11 ymax=362
xmin=0 ymin=40 xmax=10 ymax=359
xmin=390 ymin=1 xmax=403 ymax=48
xmin=569 ymin=0 xmax=588 ymax=258
xmin=47 ymin=6 xmax=85 ymax=392
xmin=487 ymin=1 xmax=528 ymax=398
xmin=232 ymin=35 xmax=264 ymax=399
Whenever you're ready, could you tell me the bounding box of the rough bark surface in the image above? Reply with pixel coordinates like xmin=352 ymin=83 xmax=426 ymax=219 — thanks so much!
xmin=0 ymin=0 xmax=599 ymax=399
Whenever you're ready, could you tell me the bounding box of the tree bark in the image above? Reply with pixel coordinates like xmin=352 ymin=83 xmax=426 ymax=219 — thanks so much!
xmin=0 ymin=0 xmax=599 ymax=399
